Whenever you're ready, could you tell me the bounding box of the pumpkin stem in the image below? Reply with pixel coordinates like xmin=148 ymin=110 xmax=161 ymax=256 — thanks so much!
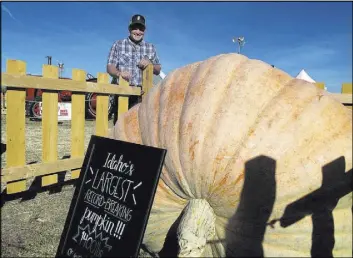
xmin=177 ymin=199 xmax=216 ymax=257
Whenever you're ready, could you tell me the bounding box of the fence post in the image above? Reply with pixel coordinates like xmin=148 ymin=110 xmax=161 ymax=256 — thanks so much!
xmin=71 ymin=69 xmax=86 ymax=179
xmin=315 ymin=82 xmax=325 ymax=90
xmin=96 ymin=73 xmax=109 ymax=137
xmin=5 ymin=60 xmax=27 ymax=193
xmin=341 ymin=83 xmax=352 ymax=94
xmin=341 ymin=83 xmax=352 ymax=109
xmin=41 ymin=64 xmax=59 ymax=187
xmin=142 ymin=64 xmax=153 ymax=101
xmin=117 ymin=78 xmax=130 ymax=122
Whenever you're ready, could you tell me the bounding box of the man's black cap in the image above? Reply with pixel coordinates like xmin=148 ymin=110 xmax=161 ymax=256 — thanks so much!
xmin=129 ymin=14 xmax=146 ymax=29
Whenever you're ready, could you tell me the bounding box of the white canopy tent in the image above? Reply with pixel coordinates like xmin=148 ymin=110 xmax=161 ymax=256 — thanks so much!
xmin=153 ymin=70 xmax=166 ymax=86
xmin=295 ymin=69 xmax=316 ymax=83
xmin=159 ymin=71 xmax=166 ymax=79
xmin=295 ymin=69 xmax=327 ymax=90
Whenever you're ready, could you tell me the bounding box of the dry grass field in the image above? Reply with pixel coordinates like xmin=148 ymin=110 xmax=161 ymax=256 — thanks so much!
xmin=1 ymin=113 xmax=152 ymax=257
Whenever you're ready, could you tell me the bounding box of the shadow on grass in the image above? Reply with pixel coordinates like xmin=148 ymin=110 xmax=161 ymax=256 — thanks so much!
xmin=1 ymin=155 xmax=79 ymax=208
xmin=1 ymin=177 xmax=78 ymax=208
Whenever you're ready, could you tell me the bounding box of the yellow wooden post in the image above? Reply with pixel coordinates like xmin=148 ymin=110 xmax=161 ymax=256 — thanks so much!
xmin=117 ymin=78 xmax=130 ymax=121
xmin=142 ymin=64 xmax=153 ymax=101
xmin=95 ymin=73 xmax=109 ymax=136
xmin=342 ymin=83 xmax=353 ymax=109
xmin=315 ymin=82 xmax=325 ymax=90
xmin=341 ymin=83 xmax=352 ymax=94
xmin=41 ymin=65 xmax=59 ymax=187
xmin=6 ymin=60 xmax=27 ymax=194
xmin=71 ymin=69 xmax=86 ymax=179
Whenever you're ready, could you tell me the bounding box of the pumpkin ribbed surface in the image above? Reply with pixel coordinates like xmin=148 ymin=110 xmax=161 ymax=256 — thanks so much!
xmin=111 ymin=53 xmax=352 ymax=257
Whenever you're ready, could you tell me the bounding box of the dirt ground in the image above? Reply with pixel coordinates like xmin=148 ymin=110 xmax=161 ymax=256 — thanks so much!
xmin=1 ymin=113 xmax=153 ymax=257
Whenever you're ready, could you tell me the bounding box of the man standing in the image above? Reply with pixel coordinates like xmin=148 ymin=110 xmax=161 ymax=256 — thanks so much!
xmin=107 ymin=14 xmax=161 ymax=118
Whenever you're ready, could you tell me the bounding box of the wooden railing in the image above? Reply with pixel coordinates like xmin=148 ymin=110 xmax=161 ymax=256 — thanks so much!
xmin=1 ymin=59 xmax=153 ymax=194
xmin=316 ymin=82 xmax=352 ymax=108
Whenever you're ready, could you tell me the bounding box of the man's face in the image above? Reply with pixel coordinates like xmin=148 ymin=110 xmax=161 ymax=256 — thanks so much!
xmin=129 ymin=24 xmax=145 ymax=41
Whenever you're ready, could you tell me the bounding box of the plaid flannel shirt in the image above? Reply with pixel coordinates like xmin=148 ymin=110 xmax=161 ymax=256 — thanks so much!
xmin=107 ymin=37 xmax=160 ymax=86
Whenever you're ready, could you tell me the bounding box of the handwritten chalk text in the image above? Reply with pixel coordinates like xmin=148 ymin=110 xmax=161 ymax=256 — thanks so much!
xmin=91 ymin=169 xmax=134 ymax=203
xmin=103 ymin=153 xmax=135 ymax=176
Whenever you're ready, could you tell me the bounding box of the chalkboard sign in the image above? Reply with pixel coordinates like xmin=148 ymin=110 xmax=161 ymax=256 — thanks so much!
xmin=56 ymin=135 xmax=167 ymax=258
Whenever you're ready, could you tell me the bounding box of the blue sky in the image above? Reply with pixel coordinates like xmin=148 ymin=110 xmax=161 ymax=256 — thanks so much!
xmin=1 ymin=1 xmax=352 ymax=92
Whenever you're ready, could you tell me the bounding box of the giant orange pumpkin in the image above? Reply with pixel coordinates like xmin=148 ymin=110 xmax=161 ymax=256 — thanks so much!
xmin=110 ymin=54 xmax=352 ymax=257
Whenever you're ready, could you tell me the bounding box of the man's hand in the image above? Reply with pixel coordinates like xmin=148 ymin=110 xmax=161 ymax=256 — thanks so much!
xmin=119 ymin=70 xmax=131 ymax=82
xmin=138 ymin=58 xmax=151 ymax=70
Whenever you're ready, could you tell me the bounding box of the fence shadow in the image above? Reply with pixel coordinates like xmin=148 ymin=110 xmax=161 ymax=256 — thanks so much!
xmin=0 ymin=176 xmax=78 ymax=208
xmin=225 ymin=155 xmax=277 ymax=257
xmin=1 ymin=142 xmax=6 ymax=155
xmin=1 ymin=155 xmax=79 ymax=208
